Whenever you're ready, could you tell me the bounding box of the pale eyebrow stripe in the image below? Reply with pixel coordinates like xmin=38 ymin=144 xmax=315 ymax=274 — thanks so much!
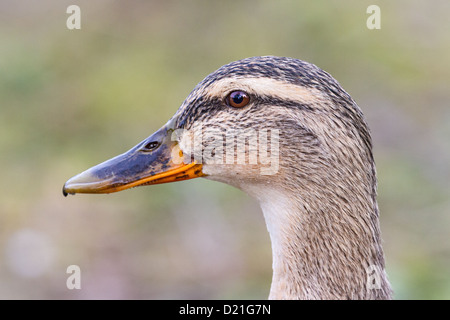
xmin=204 ymin=77 xmax=327 ymax=105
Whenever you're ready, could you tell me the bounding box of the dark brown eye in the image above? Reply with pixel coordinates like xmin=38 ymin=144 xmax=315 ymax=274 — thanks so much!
xmin=227 ymin=91 xmax=250 ymax=108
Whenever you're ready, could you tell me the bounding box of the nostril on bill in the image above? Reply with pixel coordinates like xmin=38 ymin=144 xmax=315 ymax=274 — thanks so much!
xmin=142 ymin=141 xmax=160 ymax=152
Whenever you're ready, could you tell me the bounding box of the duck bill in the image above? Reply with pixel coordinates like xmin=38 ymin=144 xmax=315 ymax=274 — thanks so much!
xmin=62 ymin=121 xmax=204 ymax=196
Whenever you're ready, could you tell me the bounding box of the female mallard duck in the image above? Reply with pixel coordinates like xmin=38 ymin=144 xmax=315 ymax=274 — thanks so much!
xmin=63 ymin=56 xmax=392 ymax=299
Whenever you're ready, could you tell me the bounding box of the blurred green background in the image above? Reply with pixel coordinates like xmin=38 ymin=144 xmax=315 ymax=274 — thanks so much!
xmin=0 ymin=0 xmax=449 ymax=299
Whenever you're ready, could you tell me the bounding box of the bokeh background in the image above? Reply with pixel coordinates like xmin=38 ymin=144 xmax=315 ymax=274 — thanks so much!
xmin=0 ymin=0 xmax=449 ymax=299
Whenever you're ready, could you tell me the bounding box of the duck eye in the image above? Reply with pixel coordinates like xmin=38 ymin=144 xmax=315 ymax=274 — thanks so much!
xmin=227 ymin=91 xmax=250 ymax=108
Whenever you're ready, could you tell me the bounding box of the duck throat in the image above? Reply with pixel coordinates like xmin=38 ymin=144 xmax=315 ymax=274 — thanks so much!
xmin=253 ymin=188 xmax=392 ymax=300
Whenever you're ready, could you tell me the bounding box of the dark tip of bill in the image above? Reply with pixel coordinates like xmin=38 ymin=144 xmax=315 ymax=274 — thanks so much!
xmin=62 ymin=185 xmax=71 ymax=197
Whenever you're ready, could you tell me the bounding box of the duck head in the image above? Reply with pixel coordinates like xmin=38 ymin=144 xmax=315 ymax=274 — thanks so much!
xmin=63 ymin=56 xmax=392 ymax=299
xmin=63 ymin=56 xmax=370 ymax=198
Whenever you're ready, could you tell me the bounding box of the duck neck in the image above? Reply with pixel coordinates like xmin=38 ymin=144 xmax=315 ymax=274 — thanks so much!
xmin=255 ymin=188 xmax=392 ymax=300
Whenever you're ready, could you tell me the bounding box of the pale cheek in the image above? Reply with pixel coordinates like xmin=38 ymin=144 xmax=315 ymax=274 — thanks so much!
xmin=177 ymin=133 xmax=191 ymax=159
xmin=202 ymin=164 xmax=253 ymax=191
xmin=176 ymin=128 xmax=202 ymax=163
xmin=201 ymin=164 xmax=224 ymax=176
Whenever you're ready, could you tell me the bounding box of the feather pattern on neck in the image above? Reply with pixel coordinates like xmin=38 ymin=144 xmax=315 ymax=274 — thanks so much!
xmin=246 ymin=182 xmax=392 ymax=299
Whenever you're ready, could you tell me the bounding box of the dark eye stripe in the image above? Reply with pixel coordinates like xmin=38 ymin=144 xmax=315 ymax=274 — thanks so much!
xmin=254 ymin=96 xmax=315 ymax=111
xmin=176 ymin=93 xmax=314 ymax=130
